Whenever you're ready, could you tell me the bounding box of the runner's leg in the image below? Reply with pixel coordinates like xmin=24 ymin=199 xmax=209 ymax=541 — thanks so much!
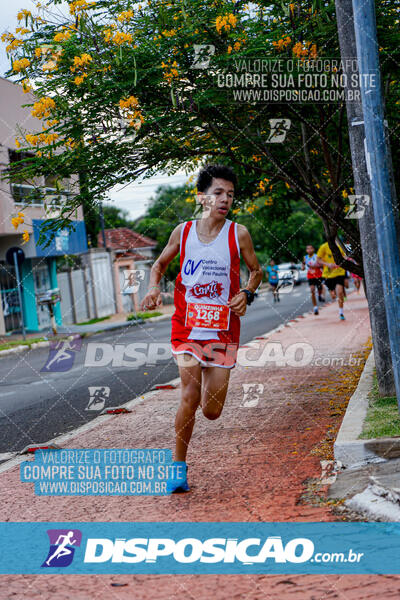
xmin=337 ymin=283 xmax=345 ymax=319
xmin=310 ymin=283 xmax=318 ymax=314
xmin=318 ymin=281 xmax=326 ymax=302
xmin=337 ymin=283 xmax=344 ymax=308
xmin=201 ymin=366 xmax=231 ymax=420
xmin=175 ymin=357 xmax=202 ymax=462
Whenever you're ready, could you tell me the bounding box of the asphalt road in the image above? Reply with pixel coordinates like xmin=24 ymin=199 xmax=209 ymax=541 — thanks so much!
xmin=0 ymin=284 xmax=320 ymax=453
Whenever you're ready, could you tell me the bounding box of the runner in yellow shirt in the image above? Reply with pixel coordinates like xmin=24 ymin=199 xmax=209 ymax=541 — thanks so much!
xmin=317 ymin=241 xmax=346 ymax=320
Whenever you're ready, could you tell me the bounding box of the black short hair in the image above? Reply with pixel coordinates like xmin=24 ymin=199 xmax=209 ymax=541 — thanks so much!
xmin=196 ymin=164 xmax=237 ymax=193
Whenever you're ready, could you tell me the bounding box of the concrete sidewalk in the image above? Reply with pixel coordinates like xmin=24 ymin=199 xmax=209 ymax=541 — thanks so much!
xmin=1 ymin=292 xmax=398 ymax=598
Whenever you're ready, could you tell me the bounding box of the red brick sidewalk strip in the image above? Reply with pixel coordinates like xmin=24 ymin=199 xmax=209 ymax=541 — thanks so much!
xmin=1 ymin=292 xmax=399 ymax=598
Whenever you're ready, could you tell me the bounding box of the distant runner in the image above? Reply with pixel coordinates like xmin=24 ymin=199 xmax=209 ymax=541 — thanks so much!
xmin=266 ymin=259 xmax=280 ymax=302
xmin=342 ymin=239 xmax=363 ymax=294
xmin=350 ymin=264 xmax=362 ymax=293
xmin=317 ymin=240 xmax=346 ymax=320
xmin=302 ymin=244 xmax=325 ymax=315
xmin=141 ymin=164 xmax=263 ymax=493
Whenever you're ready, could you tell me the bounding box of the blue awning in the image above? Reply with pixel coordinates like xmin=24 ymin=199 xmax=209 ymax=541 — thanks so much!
xmin=33 ymin=220 xmax=88 ymax=256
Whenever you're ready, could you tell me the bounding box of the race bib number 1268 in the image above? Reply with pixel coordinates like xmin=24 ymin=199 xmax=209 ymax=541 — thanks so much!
xmin=185 ymin=303 xmax=230 ymax=330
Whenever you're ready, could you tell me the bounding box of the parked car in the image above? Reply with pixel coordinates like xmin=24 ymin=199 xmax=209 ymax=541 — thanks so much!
xmin=296 ymin=262 xmax=308 ymax=283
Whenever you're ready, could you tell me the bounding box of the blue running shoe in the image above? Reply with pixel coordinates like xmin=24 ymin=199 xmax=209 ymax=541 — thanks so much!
xmin=167 ymin=462 xmax=190 ymax=493
xmin=340 ymin=314 xmax=345 ymax=320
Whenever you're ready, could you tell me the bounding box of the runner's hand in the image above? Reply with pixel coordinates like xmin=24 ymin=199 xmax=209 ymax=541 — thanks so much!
xmin=228 ymin=291 xmax=247 ymax=317
xmin=140 ymin=289 xmax=162 ymax=311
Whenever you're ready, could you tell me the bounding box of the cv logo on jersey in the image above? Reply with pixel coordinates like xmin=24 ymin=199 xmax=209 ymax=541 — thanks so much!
xmin=183 ymin=259 xmax=203 ymax=276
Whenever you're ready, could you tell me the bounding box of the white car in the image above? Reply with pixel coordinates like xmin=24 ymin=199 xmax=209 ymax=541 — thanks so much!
xmin=296 ymin=262 xmax=308 ymax=283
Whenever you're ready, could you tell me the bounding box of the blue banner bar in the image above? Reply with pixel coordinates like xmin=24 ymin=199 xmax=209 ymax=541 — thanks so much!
xmin=0 ymin=522 xmax=399 ymax=574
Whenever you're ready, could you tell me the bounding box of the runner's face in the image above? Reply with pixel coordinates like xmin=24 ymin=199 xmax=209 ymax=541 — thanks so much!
xmin=306 ymin=245 xmax=314 ymax=256
xmin=199 ymin=178 xmax=235 ymax=219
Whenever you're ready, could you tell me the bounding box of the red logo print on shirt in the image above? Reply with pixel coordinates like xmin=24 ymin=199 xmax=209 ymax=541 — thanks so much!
xmin=190 ymin=281 xmax=223 ymax=299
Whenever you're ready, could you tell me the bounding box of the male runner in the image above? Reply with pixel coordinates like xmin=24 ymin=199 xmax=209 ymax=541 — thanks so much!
xmin=302 ymin=244 xmax=325 ymax=315
xmin=316 ymin=240 xmax=346 ymax=320
xmin=266 ymin=259 xmax=280 ymax=302
xmin=141 ymin=164 xmax=263 ymax=492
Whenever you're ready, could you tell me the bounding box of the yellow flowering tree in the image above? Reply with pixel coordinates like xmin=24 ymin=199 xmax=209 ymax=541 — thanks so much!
xmin=1 ymin=0 xmax=399 ymax=270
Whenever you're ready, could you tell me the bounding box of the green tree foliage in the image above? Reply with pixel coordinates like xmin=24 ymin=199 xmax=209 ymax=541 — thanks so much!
xmin=238 ymin=200 xmax=325 ymax=268
xmin=2 ymin=0 xmax=400 ymax=276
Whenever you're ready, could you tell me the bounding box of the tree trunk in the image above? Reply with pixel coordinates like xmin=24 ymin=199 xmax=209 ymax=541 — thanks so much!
xmin=335 ymin=0 xmax=395 ymax=395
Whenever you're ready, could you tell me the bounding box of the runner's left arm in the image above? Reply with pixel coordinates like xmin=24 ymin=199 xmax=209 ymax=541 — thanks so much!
xmin=228 ymin=224 xmax=263 ymax=316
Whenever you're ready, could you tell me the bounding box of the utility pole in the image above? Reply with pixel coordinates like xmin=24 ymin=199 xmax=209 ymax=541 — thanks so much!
xmin=335 ymin=0 xmax=394 ymax=395
xmin=352 ymin=0 xmax=400 ymax=406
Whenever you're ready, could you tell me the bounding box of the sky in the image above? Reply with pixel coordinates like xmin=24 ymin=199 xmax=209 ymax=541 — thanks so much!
xmin=0 ymin=1 xmax=193 ymax=221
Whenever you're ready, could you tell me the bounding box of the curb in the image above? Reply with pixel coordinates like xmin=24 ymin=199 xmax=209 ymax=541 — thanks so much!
xmin=334 ymin=350 xmax=400 ymax=468
xmin=71 ymin=317 xmax=144 ymax=336
xmin=144 ymin=313 xmax=172 ymax=323
xmin=346 ymin=482 xmax=400 ymax=521
xmin=0 ymin=317 xmax=150 ymax=358
xmin=0 ymin=336 xmax=78 ymax=358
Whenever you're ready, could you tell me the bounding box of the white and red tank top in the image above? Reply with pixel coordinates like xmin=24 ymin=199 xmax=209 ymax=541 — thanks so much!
xmin=304 ymin=253 xmax=323 ymax=279
xmin=171 ymin=219 xmax=241 ymax=344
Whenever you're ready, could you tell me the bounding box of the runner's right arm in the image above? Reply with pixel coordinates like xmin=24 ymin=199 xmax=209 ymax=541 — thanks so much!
xmin=316 ymin=248 xmax=335 ymax=270
xmin=140 ymin=224 xmax=183 ymax=311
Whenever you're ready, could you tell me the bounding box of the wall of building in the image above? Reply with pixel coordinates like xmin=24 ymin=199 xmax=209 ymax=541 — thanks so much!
xmin=0 ymin=77 xmax=83 ymax=244
xmin=0 ymin=77 xmax=88 ymax=334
